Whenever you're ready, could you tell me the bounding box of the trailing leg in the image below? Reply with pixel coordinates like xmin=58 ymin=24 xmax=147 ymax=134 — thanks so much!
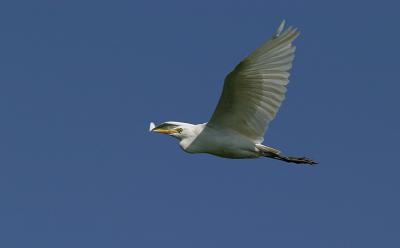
xmin=256 ymin=144 xmax=317 ymax=166
xmin=274 ymin=155 xmax=317 ymax=165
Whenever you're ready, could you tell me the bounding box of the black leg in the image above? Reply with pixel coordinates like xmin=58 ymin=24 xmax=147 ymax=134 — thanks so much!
xmin=280 ymin=156 xmax=317 ymax=165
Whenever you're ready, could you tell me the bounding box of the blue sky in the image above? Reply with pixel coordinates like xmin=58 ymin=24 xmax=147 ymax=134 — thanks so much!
xmin=1 ymin=0 xmax=399 ymax=247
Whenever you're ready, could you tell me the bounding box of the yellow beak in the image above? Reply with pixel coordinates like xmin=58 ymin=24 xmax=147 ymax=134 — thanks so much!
xmin=152 ymin=128 xmax=179 ymax=134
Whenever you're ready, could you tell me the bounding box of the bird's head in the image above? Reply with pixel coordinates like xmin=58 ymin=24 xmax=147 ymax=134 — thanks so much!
xmin=149 ymin=121 xmax=193 ymax=140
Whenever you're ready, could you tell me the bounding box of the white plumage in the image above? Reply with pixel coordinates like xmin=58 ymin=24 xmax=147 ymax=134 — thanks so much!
xmin=150 ymin=21 xmax=316 ymax=165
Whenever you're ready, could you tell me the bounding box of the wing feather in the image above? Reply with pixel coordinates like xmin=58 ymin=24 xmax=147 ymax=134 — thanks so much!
xmin=207 ymin=21 xmax=299 ymax=143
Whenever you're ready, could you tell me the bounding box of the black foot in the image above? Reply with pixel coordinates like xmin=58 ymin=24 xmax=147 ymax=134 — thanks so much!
xmin=285 ymin=156 xmax=318 ymax=165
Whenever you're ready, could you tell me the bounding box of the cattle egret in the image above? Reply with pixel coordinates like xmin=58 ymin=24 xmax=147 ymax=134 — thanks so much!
xmin=150 ymin=21 xmax=317 ymax=165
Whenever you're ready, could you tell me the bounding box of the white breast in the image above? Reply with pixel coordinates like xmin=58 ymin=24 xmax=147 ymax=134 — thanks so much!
xmin=180 ymin=125 xmax=260 ymax=158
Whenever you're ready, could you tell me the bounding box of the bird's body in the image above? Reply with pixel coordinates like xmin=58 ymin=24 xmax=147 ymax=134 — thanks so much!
xmin=150 ymin=21 xmax=317 ymax=165
xmin=178 ymin=123 xmax=259 ymax=159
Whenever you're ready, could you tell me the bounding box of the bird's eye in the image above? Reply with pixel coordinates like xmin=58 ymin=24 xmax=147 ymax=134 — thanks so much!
xmin=176 ymin=128 xmax=183 ymax=133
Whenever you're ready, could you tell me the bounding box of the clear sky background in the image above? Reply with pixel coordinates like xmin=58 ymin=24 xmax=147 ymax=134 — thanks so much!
xmin=1 ymin=0 xmax=399 ymax=247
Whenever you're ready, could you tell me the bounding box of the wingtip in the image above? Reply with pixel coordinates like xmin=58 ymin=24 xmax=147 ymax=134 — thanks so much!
xmin=274 ymin=20 xmax=286 ymax=37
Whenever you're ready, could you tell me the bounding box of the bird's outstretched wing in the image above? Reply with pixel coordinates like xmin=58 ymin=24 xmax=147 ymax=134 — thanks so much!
xmin=207 ymin=21 xmax=299 ymax=143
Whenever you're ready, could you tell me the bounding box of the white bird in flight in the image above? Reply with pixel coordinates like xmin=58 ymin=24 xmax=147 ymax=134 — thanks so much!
xmin=150 ymin=21 xmax=317 ymax=165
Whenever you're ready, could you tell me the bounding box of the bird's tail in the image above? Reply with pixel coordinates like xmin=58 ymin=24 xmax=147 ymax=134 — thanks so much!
xmin=256 ymin=144 xmax=317 ymax=166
